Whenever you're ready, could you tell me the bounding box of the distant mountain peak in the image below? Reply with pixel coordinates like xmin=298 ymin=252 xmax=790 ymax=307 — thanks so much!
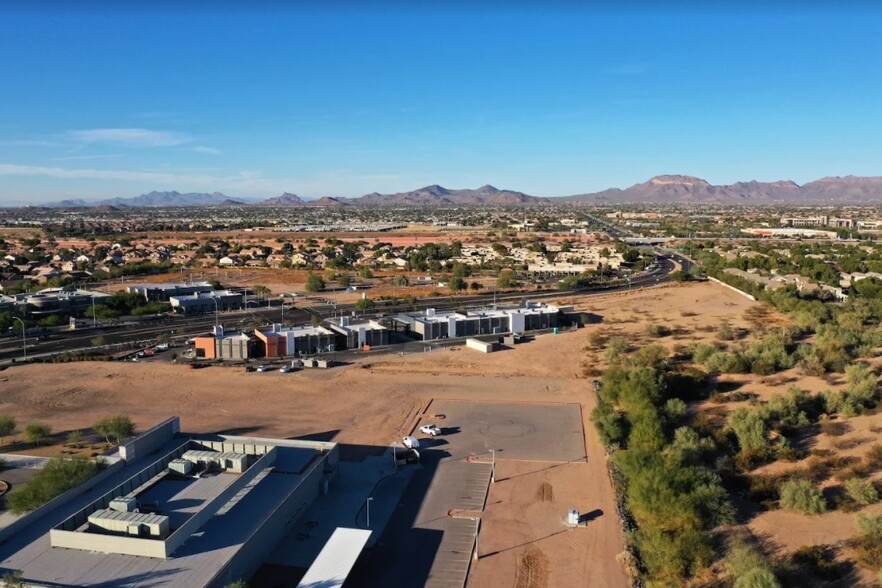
xmin=259 ymin=192 xmax=305 ymax=206
xmin=353 ymin=184 xmax=545 ymax=206
xmin=564 ymin=174 xmax=882 ymax=204
xmin=647 ymin=175 xmax=710 ymax=187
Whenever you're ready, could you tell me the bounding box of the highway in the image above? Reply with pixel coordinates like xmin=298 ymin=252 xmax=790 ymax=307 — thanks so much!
xmin=0 ymin=252 xmax=683 ymax=364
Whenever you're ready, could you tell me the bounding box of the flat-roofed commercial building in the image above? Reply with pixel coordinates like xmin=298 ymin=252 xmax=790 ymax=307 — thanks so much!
xmin=255 ymin=323 xmax=336 ymax=357
xmin=327 ymin=316 xmax=389 ymax=349
xmin=0 ymin=417 xmax=342 ymax=588
xmin=127 ymin=281 xmax=214 ymax=301
xmin=24 ymin=287 xmax=110 ymax=316
xmin=393 ymin=302 xmax=561 ymax=341
xmin=193 ymin=325 xmax=255 ymax=359
xmin=169 ymin=290 xmax=243 ymax=315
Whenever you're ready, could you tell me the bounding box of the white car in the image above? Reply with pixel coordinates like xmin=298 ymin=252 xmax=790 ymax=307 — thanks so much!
xmin=279 ymin=366 xmax=295 ymax=373
xmin=256 ymin=365 xmax=270 ymax=372
xmin=419 ymin=424 xmax=441 ymax=436
xmin=402 ymin=435 xmax=420 ymax=449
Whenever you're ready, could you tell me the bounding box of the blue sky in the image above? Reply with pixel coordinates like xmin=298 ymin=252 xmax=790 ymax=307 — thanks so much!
xmin=1 ymin=3 xmax=881 ymax=203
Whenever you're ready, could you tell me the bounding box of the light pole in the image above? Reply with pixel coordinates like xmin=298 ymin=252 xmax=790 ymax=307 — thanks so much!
xmin=210 ymin=297 xmax=219 ymax=326
xmin=490 ymin=449 xmax=495 ymax=483
xmin=366 ymin=496 xmax=374 ymax=527
xmin=12 ymin=317 xmax=26 ymax=361
xmin=92 ymin=295 xmax=97 ymax=327
xmin=472 ymin=517 xmax=480 ymax=561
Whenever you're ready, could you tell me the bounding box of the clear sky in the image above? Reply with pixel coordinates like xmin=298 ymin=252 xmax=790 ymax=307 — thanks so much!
xmin=1 ymin=2 xmax=881 ymax=203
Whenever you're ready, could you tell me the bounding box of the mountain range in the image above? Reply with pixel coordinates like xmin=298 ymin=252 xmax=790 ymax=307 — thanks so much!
xmin=32 ymin=175 xmax=882 ymax=208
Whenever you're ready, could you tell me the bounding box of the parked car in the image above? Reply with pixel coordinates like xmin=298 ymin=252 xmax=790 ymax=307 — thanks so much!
xmin=256 ymin=365 xmax=270 ymax=372
xmin=419 ymin=424 xmax=441 ymax=436
xmin=402 ymin=435 xmax=420 ymax=449
xmin=279 ymin=365 xmax=295 ymax=373
xmin=244 ymin=366 xmax=256 ymax=373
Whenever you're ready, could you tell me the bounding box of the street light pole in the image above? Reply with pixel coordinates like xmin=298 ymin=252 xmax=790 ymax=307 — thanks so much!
xmin=12 ymin=317 xmax=26 ymax=361
xmin=490 ymin=449 xmax=495 ymax=483
xmin=210 ymin=297 xmax=219 ymax=326
xmin=366 ymin=497 xmax=374 ymax=527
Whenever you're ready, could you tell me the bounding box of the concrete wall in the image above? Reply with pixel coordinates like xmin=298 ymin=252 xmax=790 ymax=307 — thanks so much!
xmin=50 ymin=528 xmax=167 ymax=558
xmin=255 ymin=331 xmax=285 ymax=357
xmin=194 ymin=337 xmax=216 ymax=359
xmin=218 ymin=337 xmax=252 ymax=360
xmin=207 ymin=448 xmax=332 ymax=588
xmin=119 ymin=416 xmax=180 ymax=462
xmin=466 ymin=338 xmax=494 ymax=353
xmin=709 ymin=276 xmax=758 ymax=301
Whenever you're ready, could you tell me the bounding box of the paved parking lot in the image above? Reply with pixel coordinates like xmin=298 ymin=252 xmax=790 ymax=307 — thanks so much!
xmin=423 ymin=400 xmax=586 ymax=462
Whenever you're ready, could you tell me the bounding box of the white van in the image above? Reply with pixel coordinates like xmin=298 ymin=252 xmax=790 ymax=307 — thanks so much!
xmin=402 ymin=435 xmax=420 ymax=449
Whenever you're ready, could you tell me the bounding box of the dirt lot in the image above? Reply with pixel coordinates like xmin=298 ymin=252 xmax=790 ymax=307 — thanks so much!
xmin=0 ymin=281 xmax=796 ymax=587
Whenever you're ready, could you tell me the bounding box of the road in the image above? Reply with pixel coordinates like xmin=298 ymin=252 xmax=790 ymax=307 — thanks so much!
xmin=0 ymin=253 xmax=681 ymax=364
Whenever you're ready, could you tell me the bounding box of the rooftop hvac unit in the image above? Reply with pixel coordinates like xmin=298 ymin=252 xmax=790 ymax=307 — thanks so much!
xmin=213 ymin=324 xmax=224 ymax=338
xmin=272 ymin=323 xmax=282 ymax=333
xmin=109 ymin=497 xmax=138 ymax=513
xmin=426 ymin=308 xmax=436 ymax=318
xmin=340 ymin=315 xmax=350 ymax=327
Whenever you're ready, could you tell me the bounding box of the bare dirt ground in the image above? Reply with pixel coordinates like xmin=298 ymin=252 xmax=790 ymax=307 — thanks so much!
xmin=3 ymin=281 xmax=843 ymax=587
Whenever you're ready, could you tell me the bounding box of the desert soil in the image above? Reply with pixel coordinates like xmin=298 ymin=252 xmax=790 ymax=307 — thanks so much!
xmin=2 ymin=281 xmax=822 ymax=587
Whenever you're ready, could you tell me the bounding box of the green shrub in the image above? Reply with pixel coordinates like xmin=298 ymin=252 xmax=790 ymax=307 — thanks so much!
xmin=23 ymin=422 xmax=51 ymax=445
xmin=728 ymin=408 xmax=769 ymax=461
xmin=644 ymin=323 xmax=671 ymax=338
xmin=735 ymin=567 xmax=781 ymax=588
xmin=664 ymin=398 xmax=687 ymax=423
xmin=591 ymin=404 xmax=627 ymax=446
xmin=0 ymin=415 xmax=15 ymax=445
xmin=717 ymin=321 xmax=736 ymax=341
xmin=604 ymin=337 xmax=629 ymax=364
xmin=93 ymin=415 xmax=135 ymax=445
xmin=844 ymin=477 xmax=879 ymax=506
xmin=779 ymin=479 xmax=826 ymax=514
xmin=704 ymin=351 xmax=750 ymax=374
xmin=727 ymin=538 xmax=780 ymax=588
xmin=7 ymin=457 xmax=105 ymax=514
xmin=692 ymin=343 xmax=718 ymax=364
xmin=798 ymin=354 xmax=827 ymax=377
xmin=854 ymin=513 xmax=882 ymax=568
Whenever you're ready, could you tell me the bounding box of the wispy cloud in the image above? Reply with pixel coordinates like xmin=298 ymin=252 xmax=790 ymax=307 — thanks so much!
xmin=192 ymin=146 xmax=223 ymax=155
xmin=0 ymin=163 xmax=216 ymax=184
xmin=0 ymin=139 xmax=62 ymax=147
xmin=66 ymin=128 xmax=192 ymax=147
xmin=52 ymin=154 xmax=124 ymax=162
xmin=0 ymin=162 xmax=419 ymax=199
